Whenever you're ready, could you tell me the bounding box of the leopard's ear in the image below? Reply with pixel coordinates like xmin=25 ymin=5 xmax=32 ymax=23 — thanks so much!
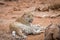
xmin=23 ymin=13 xmax=29 ymax=15
xmin=21 ymin=13 xmax=26 ymax=17
xmin=23 ymin=13 xmax=27 ymax=15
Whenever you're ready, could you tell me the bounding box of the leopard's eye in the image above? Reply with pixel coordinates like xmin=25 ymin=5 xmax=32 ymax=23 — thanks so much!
xmin=27 ymin=16 xmax=30 ymax=17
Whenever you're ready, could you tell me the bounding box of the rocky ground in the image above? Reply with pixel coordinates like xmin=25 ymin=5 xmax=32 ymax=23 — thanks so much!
xmin=0 ymin=0 xmax=60 ymax=40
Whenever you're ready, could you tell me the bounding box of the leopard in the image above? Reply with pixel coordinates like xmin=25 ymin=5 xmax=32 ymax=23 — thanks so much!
xmin=9 ymin=13 xmax=45 ymax=39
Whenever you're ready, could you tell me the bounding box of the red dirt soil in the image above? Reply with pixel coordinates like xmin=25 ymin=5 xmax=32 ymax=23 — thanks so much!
xmin=0 ymin=0 xmax=60 ymax=40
